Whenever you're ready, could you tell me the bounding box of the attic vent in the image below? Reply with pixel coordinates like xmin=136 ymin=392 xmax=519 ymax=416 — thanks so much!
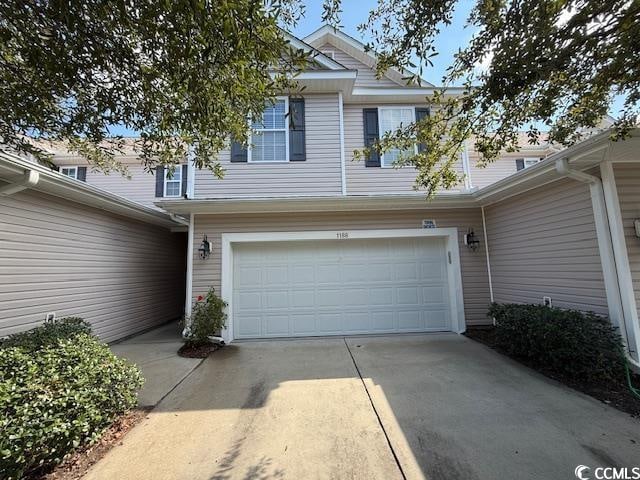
xmin=320 ymin=49 xmax=335 ymax=59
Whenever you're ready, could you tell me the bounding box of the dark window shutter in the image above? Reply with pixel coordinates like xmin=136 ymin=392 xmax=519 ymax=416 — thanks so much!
xmin=230 ymin=139 xmax=248 ymax=162
xmin=515 ymin=158 xmax=525 ymax=171
xmin=155 ymin=166 xmax=165 ymax=197
xmin=363 ymin=108 xmax=380 ymax=167
xmin=289 ymin=98 xmax=306 ymax=161
xmin=76 ymin=166 xmax=87 ymax=181
xmin=415 ymin=107 xmax=430 ymax=153
xmin=181 ymin=165 xmax=188 ymax=197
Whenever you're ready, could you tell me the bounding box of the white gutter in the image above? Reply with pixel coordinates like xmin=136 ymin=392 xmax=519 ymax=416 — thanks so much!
xmin=0 ymin=151 xmax=178 ymax=229
xmin=555 ymin=158 xmax=640 ymax=368
xmin=0 ymin=169 xmax=39 ymax=196
xmin=169 ymin=213 xmax=189 ymax=226
xmin=183 ymin=213 xmax=195 ymax=337
xmin=338 ymin=91 xmax=347 ymax=196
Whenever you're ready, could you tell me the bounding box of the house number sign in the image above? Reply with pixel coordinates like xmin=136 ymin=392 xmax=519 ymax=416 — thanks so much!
xmin=336 ymin=232 xmax=349 ymax=239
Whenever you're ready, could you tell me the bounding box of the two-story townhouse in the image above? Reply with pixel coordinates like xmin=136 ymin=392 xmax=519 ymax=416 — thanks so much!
xmin=4 ymin=26 xmax=639 ymax=364
xmin=150 ymin=26 xmax=639 ymax=362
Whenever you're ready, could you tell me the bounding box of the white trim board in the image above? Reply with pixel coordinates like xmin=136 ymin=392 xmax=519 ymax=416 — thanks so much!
xmin=220 ymin=228 xmax=466 ymax=343
xmin=601 ymin=161 xmax=640 ymax=361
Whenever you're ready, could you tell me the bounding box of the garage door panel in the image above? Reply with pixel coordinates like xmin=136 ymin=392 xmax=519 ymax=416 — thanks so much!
xmin=232 ymin=238 xmax=452 ymax=339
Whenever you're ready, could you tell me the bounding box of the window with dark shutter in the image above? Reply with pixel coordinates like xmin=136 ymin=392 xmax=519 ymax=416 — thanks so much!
xmin=289 ymin=98 xmax=306 ymax=161
xmin=363 ymin=108 xmax=380 ymax=167
xmin=515 ymin=158 xmax=525 ymax=171
xmin=155 ymin=166 xmax=165 ymax=197
xmin=415 ymin=107 xmax=430 ymax=153
xmin=230 ymin=140 xmax=248 ymax=162
xmin=77 ymin=167 xmax=87 ymax=182
xmin=181 ymin=165 xmax=188 ymax=197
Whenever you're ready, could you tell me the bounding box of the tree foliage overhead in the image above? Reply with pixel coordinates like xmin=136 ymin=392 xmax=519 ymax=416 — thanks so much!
xmin=327 ymin=0 xmax=639 ymax=193
xmin=1 ymin=0 xmax=637 ymax=194
xmin=0 ymin=0 xmax=306 ymax=175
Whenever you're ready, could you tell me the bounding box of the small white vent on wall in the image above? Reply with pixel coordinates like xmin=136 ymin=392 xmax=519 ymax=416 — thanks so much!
xmin=543 ymin=297 xmax=552 ymax=307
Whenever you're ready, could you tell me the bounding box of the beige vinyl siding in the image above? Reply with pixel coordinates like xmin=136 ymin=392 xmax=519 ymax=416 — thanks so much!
xmin=484 ymin=178 xmax=607 ymax=314
xmin=0 ymin=187 xmax=185 ymax=342
xmin=192 ymin=209 xmax=491 ymax=326
xmin=344 ymin=104 xmax=465 ymax=195
xmin=54 ymin=159 xmax=159 ymax=209
xmin=318 ymin=44 xmax=400 ymax=88
xmin=86 ymin=165 xmax=158 ymax=209
xmin=613 ymin=163 xmax=640 ymax=320
xmin=467 ymin=148 xmax=551 ymax=189
xmin=195 ymin=94 xmax=342 ymax=198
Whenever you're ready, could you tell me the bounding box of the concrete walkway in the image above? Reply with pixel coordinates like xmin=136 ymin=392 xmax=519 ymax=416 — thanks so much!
xmin=110 ymin=322 xmax=202 ymax=407
xmin=88 ymin=334 xmax=640 ymax=480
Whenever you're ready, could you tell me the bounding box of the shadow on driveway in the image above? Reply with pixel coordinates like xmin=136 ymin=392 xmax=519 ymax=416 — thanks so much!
xmin=88 ymin=334 xmax=640 ymax=480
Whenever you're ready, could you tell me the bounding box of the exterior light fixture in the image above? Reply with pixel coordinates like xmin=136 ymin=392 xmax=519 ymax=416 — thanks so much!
xmin=198 ymin=235 xmax=212 ymax=259
xmin=635 ymin=219 xmax=640 ymax=238
xmin=464 ymin=228 xmax=480 ymax=251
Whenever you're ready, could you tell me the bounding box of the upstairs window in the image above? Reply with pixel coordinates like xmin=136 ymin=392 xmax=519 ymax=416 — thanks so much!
xmin=516 ymin=157 xmax=543 ymax=171
xmin=249 ymin=98 xmax=289 ymax=163
xmin=524 ymin=157 xmax=541 ymax=168
xmin=378 ymin=107 xmax=416 ymax=167
xmin=60 ymin=166 xmax=78 ymax=179
xmin=164 ymin=167 xmax=182 ymax=197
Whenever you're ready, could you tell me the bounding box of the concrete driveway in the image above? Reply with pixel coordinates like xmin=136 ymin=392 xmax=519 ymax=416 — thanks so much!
xmin=86 ymin=334 xmax=640 ymax=480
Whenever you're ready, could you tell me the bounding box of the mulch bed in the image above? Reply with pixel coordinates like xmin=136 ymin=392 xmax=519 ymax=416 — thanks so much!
xmin=36 ymin=407 xmax=152 ymax=480
xmin=465 ymin=327 xmax=640 ymax=418
xmin=177 ymin=342 xmax=221 ymax=358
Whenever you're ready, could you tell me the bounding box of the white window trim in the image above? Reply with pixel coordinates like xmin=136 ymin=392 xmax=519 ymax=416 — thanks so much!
xmin=377 ymin=106 xmax=417 ymax=168
xmin=248 ymin=96 xmax=290 ymax=164
xmin=163 ymin=166 xmax=183 ymax=198
xmin=60 ymin=166 xmax=78 ymax=179
xmin=220 ymin=228 xmax=466 ymax=343
xmin=523 ymin=157 xmax=541 ymax=168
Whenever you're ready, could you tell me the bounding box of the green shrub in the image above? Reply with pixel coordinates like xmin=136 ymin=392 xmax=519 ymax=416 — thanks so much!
xmin=182 ymin=288 xmax=227 ymax=346
xmin=1 ymin=317 xmax=91 ymax=350
xmin=0 ymin=328 xmax=143 ymax=479
xmin=489 ymin=303 xmax=625 ymax=383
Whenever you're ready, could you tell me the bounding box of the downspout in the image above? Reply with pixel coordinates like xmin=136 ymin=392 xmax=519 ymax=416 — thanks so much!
xmin=187 ymin=144 xmax=196 ymax=199
xmin=338 ymin=91 xmax=347 ymax=196
xmin=0 ymin=169 xmax=39 ymax=196
xmin=481 ymin=206 xmax=494 ymax=304
xmin=183 ymin=212 xmax=195 ymax=337
xmin=462 ymin=141 xmax=473 ymax=190
xmin=555 ymin=158 xmax=640 ymax=368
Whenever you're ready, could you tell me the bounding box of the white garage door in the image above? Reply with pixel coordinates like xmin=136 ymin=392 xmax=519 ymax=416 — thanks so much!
xmin=232 ymin=237 xmax=452 ymax=339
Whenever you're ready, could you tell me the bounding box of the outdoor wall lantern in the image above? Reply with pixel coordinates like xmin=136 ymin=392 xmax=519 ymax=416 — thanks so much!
xmin=464 ymin=228 xmax=480 ymax=251
xmin=198 ymin=235 xmax=212 ymax=260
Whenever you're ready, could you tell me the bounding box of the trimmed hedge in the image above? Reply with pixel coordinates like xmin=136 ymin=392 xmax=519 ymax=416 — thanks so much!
xmin=0 ymin=319 xmax=143 ymax=479
xmin=489 ymin=303 xmax=625 ymax=383
xmin=0 ymin=317 xmax=90 ymax=350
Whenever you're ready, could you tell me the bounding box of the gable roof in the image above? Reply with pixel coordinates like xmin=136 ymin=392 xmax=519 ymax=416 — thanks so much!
xmin=281 ymin=30 xmax=347 ymax=71
xmin=303 ymin=25 xmax=434 ymax=88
